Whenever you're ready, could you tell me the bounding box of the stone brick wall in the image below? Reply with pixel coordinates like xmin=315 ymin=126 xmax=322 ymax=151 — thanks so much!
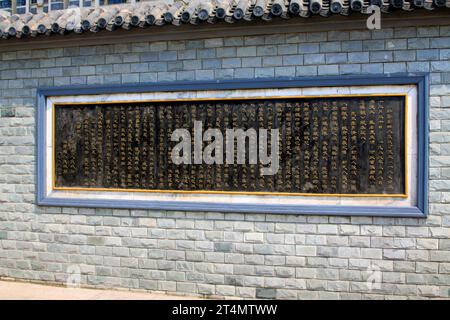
xmin=1 ymin=25 xmax=450 ymax=299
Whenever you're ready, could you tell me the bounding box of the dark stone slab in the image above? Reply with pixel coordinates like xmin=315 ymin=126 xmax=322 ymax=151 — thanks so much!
xmin=54 ymin=96 xmax=405 ymax=195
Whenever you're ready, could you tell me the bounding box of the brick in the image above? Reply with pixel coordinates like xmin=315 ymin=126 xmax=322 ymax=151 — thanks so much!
xmin=256 ymin=288 xmax=276 ymax=299
xmin=307 ymin=32 xmax=327 ymax=42
xmin=255 ymin=67 xmax=274 ymax=78
xmin=262 ymin=56 xmax=283 ymax=67
xmin=431 ymin=61 xmax=450 ymax=72
xmin=275 ymin=223 xmax=295 ymax=233
xmin=325 ymin=53 xmax=347 ymax=64
xmin=363 ymin=40 xmax=385 ymax=51
xmin=350 ymin=30 xmax=371 ymax=40
xmin=275 ymin=66 xmax=296 ymax=77
xmin=384 ymin=63 xmax=407 ymax=73
xmin=317 ymin=225 xmax=338 ymax=234
xmin=277 ymin=44 xmax=298 ymax=55
xmin=298 ymin=43 xmax=320 ymax=53
xmin=237 ymin=46 xmax=257 ymax=57
xmin=394 ymin=27 xmax=416 ymax=38
xmin=338 ymin=225 xmax=360 ymax=235
xmin=318 ymin=65 xmax=339 ymax=75
xmin=276 ymin=289 xmax=297 ymax=299
xmin=306 ymin=235 xmax=326 ymax=245
xmin=349 ymin=236 xmax=370 ymax=247
xmin=342 ymin=41 xmax=362 ymax=52
xmin=416 ymin=262 xmax=439 ymax=274
xmin=362 ymin=63 xmax=384 ymax=74
xmin=296 ymin=66 xmax=317 ymax=76
xmin=244 ymin=233 xmax=264 ymax=244
xmin=430 ymin=228 xmax=450 ymax=238
xmin=406 ymin=250 xmax=429 ymax=262
xmin=370 ymin=51 xmax=393 ymax=62
xmin=304 ymin=53 xmax=325 ymax=65
xmin=214 ymin=242 xmax=233 ymax=252
xmin=216 ymin=47 xmax=236 ymax=58
xmin=340 ymin=64 xmax=361 ymax=75
xmin=157 ymin=51 xmax=176 ymax=62
xmin=257 ymin=45 xmax=277 ymax=56
xmin=320 ymin=42 xmax=341 ymax=53
xmin=418 ymin=286 xmax=441 ymax=297
xmin=361 ymin=226 xmax=382 ymax=236
xmin=296 ymin=246 xmax=317 ymax=256
xmin=408 ymin=38 xmax=430 ymax=49
xmin=430 ymin=37 xmax=450 ymax=48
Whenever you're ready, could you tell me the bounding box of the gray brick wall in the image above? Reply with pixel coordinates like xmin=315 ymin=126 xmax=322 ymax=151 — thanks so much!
xmin=1 ymin=25 xmax=450 ymax=299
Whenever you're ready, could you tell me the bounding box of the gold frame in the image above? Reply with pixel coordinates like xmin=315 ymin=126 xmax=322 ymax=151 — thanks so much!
xmin=51 ymin=93 xmax=409 ymax=198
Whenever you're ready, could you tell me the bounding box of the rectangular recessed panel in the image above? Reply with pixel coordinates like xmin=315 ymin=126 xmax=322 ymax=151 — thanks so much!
xmin=54 ymin=96 xmax=406 ymax=195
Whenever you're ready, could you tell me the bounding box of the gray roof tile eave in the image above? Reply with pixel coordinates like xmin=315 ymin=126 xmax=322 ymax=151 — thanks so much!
xmin=0 ymin=0 xmax=449 ymax=40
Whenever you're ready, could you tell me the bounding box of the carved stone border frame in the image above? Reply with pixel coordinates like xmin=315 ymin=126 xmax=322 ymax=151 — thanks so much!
xmin=36 ymin=74 xmax=429 ymax=217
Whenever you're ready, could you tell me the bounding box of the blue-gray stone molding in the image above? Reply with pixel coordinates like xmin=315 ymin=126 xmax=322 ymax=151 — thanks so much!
xmin=36 ymin=73 xmax=429 ymax=217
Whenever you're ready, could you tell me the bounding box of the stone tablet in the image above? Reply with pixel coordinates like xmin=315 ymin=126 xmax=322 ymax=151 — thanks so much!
xmin=54 ymin=95 xmax=406 ymax=196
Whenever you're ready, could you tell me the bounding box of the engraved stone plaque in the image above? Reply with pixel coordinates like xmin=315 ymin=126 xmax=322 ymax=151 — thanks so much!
xmin=54 ymin=96 xmax=406 ymax=195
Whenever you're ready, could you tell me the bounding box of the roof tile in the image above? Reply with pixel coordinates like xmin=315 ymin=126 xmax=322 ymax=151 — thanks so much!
xmin=0 ymin=0 xmax=448 ymax=39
